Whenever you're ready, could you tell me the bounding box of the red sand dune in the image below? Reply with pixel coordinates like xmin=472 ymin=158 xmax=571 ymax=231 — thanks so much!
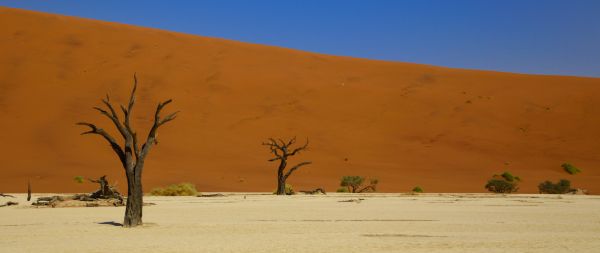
xmin=1 ymin=7 xmax=599 ymax=193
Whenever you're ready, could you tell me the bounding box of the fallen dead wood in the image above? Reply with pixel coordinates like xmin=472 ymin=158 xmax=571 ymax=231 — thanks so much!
xmin=32 ymin=176 xmax=124 ymax=208
xmin=338 ymin=198 xmax=365 ymax=203
xmin=0 ymin=201 xmax=18 ymax=207
xmin=0 ymin=193 xmax=15 ymax=198
xmin=197 ymin=193 xmax=226 ymax=197
xmin=299 ymin=188 xmax=326 ymax=195
xmin=32 ymin=195 xmax=124 ymax=208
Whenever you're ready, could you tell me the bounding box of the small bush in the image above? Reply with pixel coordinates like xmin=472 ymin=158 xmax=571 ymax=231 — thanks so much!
xmin=336 ymin=187 xmax=349 ymax=193
xmin=412 ymin=186 xmax=424 ymax=193
xmin=73 ymin=176 xmax=84 ymax=184
xmin=562 ymin=163 xmax=581 ymax=175
xmin=499 ymin=172 xmax=521 ymax=182
xmin=340 ymin=176 xmax=364 ymax=191
xmin=538 ymin=179 xmax=572 ymax=194
xmin=150 ymin=183 xmax=198 ymax=196
xmin=273 ymin=184 xmax=294 ymax=195
xmin=485 ymin=172 xmax=520 ymax=193
xmin=485 ymin=179 xmax=518 ymax=193
xmin=339 ymin=176 xmax=378 ymax=193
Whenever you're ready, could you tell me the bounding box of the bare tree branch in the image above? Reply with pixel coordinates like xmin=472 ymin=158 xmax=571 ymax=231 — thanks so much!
xmin=284 ymin=161 xmax=312 ymax=180
xmin=289 ymin=138 xmax=309 ymax=156
xmin=98 ymin=95 xmax=129 ymax=139
xmin=140 ymin=99 xmax=177 ymax=159
xmin=77 ymin=122 xmax=126 ymax=165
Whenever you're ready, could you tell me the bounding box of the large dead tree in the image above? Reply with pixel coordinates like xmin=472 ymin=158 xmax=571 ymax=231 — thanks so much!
xmin=77 ymin=74 xmax=177 ymax=227
xmin=263 ymin=137 xmax=311 ymax=195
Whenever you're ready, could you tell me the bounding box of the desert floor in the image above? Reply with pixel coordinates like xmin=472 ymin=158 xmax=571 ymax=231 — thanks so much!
xmin=1 ymin=193 xmax=599 ymax=253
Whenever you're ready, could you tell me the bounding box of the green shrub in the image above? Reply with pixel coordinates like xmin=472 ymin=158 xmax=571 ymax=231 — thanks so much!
xmin=73 ymin=176 xmax=84 ymax=184
xmin=339 ymin=176 xmax=378 ymax=193
xmin=150 ymin=183 xmax=198 ymax=196
xmin=485 ymin=172 xmax=520 ymax=193
xmin=538 ymin=179 xmax=572 ymax=194
xmin=561 ymin=163 xmax=581 ymax=175
xmin=412 ymin=186 xmax=424 ymax=193
xmin=336 ymin=187 xmax=349 ymax=193
xmin=273 ymin=184 xmax=294 ymax=195
xmin=485 ymin=179 xmax=518 ymax=193
xmin=499 ymin=172 xmax=520 ymax=182
xmin=340 ymin=176 xmax=364 ymax=192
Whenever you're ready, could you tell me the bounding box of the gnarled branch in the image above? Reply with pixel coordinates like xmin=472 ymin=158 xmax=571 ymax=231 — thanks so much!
xmin=77 ymin=122 xmax=126 ymax=165
xmin=284 ymin=161 xmax=312 ymax=180
xmin=289 ymin=138 xmax=309 ymax=156
xmin=97 ymin=95 xmax=129 ymax=140
xmin=139 ymin=99 xmax=177 ymax=159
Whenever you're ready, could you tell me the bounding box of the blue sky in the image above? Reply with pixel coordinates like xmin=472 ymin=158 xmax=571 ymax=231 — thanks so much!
xmin=2 ymin=0 xmax=600 ymax=77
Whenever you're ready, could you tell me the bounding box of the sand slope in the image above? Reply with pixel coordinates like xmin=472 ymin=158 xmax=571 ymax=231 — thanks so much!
xmin=1 ymin=7 xmax=600 ymax=193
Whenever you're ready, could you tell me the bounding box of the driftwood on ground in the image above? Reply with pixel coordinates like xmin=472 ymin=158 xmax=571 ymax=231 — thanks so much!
xmin=32 ymin=176 xmax=124 ymax=208
xmin=197 ymin=193 xmax=226 ymax=197
xmin=299 ymin=188 xmax=326 ymax=195
xmin=338 ymin=198 xmax=365 ymax=203
xmin=0 ymin=201 xmax=18 ymax=207
xmin=88 ymin=175 xmax=123 ymax=200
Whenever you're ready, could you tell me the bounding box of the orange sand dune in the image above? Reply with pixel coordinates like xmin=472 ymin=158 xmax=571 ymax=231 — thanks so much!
xmin=1 ymin=7 xmax=599 ymax=193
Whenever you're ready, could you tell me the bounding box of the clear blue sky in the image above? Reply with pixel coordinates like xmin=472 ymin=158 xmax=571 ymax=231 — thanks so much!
xmin=2 ymin=0 xmax=600 ymax=77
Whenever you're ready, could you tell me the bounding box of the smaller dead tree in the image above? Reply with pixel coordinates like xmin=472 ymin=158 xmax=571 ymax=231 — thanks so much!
xmin=263 ymin=137 xmax=311 ymax=195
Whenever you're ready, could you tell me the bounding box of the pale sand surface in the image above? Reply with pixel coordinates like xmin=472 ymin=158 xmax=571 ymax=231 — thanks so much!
xmin=1 ymin=193 xmax=599 ymax=252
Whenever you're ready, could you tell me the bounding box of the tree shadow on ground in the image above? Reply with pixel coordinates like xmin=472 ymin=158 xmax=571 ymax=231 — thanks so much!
xmin=97 ymin=221 xmax=122 ymax=227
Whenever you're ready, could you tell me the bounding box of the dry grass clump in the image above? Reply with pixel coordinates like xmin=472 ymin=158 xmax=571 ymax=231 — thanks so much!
xmin=273 ymin=184 xmax=294 ymax=195
xmin=150 ymin=183 xmax=198 ymax=196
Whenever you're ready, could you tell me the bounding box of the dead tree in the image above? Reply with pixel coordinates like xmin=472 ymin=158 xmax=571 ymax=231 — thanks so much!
xmin=263 ymin=137 xmax=311 ymax=195
xmin=77 ymin=74 xmax=177 ymax=227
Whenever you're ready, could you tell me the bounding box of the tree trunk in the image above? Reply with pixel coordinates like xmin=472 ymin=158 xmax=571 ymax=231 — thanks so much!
xmin=123 ymin=170 xmax=143 ymax=227
xmin=276 ymin=160 xmax=286 ymax=195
